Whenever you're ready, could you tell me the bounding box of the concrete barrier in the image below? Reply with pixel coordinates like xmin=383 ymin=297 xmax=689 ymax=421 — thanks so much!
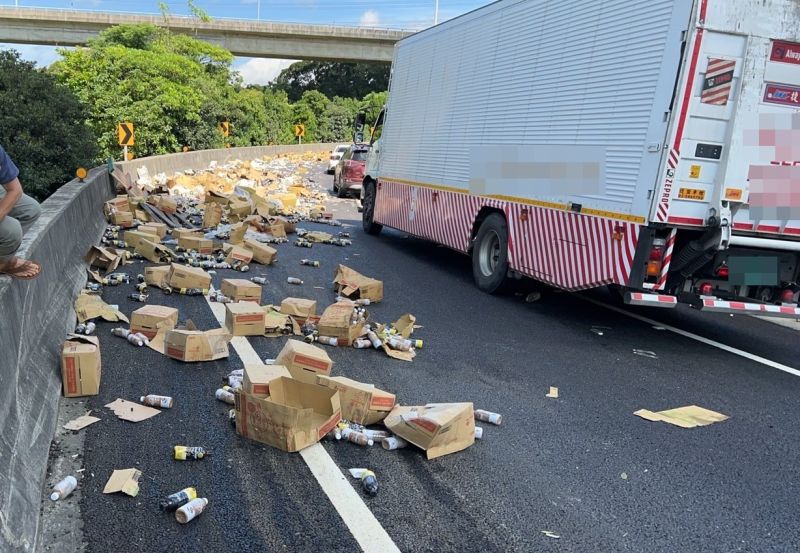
xmin=0 ymin=143 xmax=333 ymax=552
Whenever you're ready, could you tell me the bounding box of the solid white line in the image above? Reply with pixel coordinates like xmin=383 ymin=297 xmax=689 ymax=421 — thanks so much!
xmin=583 ymin=297 xmax=800 ymax=378
xmin=206 ymin=293 xmax=401 ymax=553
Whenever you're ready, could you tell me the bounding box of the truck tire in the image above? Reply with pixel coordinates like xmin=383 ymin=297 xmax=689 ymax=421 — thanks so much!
xmin=362 ymin=179 xmax=383 ymax=235
xmin=472 ymin=213 xmax=510 ymax=293
xmin=336 ymin=179 xmax=347 ymax=198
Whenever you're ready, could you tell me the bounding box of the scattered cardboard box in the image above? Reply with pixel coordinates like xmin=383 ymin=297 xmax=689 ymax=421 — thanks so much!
xmin=244 ymin=363 xmax=288 ymax=397
xmin=135 ymin=239 xmax=174 ymax=264
xmin=124 ymin=229 xmax=161 ymax=249
xmin=205 ymin=191 xmax=230 ymax=206
xmin=105 ymin=398 xmax=160 ymax=423
xmin=74 ymin=294 xmax=128 ymax=323
xmin=167 ymin=263 xmax=212 ymax=291
xmin=228 ymin=222 xmax=247 ymax=245
xmin=315 ymin=375 xmax=396 ymax=425
xmin=276 ymin=339 xmax=333 ymax=384
xmin=84 ymin=246 xmax=122 ymax=274
xmin=634 ymin=405 xmax=729 ymax=428
xmin=149 ymin=321 xmax=231 ymax=362
xmin=145 ymin=265 xmax=171 ymax=287
xmin=266 ymin=222 xmax=287 ymax=238
xmin=172 ymin=228 xmax=202 ymax=240
xmin=63 ymin=413 xmax=101 ymax=431
xmin=130 ymin=305 xmax=179 ymax=339
xmin=333 ymin=265 xmax=383 ymax=303
xmin=103 ymin=469 xmax=141 ymax=497
xmin=156 ymin=195 xmax=177 ymax=214
xmin=270 ymin=216 xmax=296 ymax=234
xmin=263 ymin=306 xmax=291 ymax=337
xmin=384 ymin=403 xmax=476 ymax=460
xmin=202 ymin=202 xmax=223 ymax=228
xmin=224 ymin=244 xmax=254 ymax=266
xmin=105 ymin=195 xmax=132 ymax=214
xmin=109 ymin=210 xmax=134 ymax=227
xmin=234 ymin=377 xmax=342 ymax=452
xmin=138 ymin=222 xmax=167 ymax=239
xmin=61 ymin=335 xmax=102 ymax=398
xmin=280 ymin=298 xmax=316 ymax=322
xmin=221 ymin=279 xmax=262 ymax=303
xmin=317 ymin=301 xmax=366 ymax=346
xmin=225 ymin=302 xmax=266 ymax=336
xmin=179 ymin=235 xmax=213 ymax=254
xmin=244 ymin=238 xmax=277 ymax=265
xmin=228 ymin=197 xmax=253 ymax=219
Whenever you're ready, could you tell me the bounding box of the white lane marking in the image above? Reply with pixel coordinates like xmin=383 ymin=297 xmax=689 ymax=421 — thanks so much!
xmin=583 ymin=297 xmax=800 ymax=378
xmin=206 ymin=294 xmax=401 ymax=553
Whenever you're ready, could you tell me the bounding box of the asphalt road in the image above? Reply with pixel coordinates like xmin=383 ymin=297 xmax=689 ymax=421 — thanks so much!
xmin=43 ymin=162 xmax=800 ymax=553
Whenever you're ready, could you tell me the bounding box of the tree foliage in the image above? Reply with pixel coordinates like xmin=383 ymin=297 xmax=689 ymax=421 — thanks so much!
xmin=0 ymin=50 xmax=97 ymax=201
xmin=273 ymin=61 xmax=390 ymax=102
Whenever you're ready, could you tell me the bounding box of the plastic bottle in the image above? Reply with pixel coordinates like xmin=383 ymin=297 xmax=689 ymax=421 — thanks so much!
xmin=136 ymin=282 xmax=148 ymax=292
xmin=474 ymin=426 xmax=484 ymax=440
xmin=127 ymin=333 xmax=144 ymax=347
xmin=174 ymin=446 xmax=209 ymax=461
xmin=366 ymin=331 xmax=382 ymax=349
xmin=382 ymin=436 xmax=408 ymax=451
xmin=317 ymin=336 xmax=339 ymax=347
xmin=50 ymin=475 xmax=77 ymax=501
xmin=111 ymin=327 xmax=128 ymax=338
xmin=387 ymin=336 xmax=413 ymax=352
xmin=236 ymin=264 xmax=250 ymax=273
xmin=140 ymin=395 xmax=174 ymax=409
xmin=341 ymin=428 xmax=373 ymax=447
xmin=75 ymin=323 xmax=87 ymax=334
xmin=352 ymin=338 xmax=371 ymax=349
xmin=215 ymin=388 xmax=235 ymax=404
xmin=251 ymin=277 xmax=267 ymax=285
xmin=300 ymin=259 xmax=320 ymax=267
xmin=159 ymin=487 xmax=197 ymax=511
xmin=175 ymin=498 xmax=209 ymax=524
xmin=294 ymin=240 xmax=312 ymax=248
xmin=362 ymin=429 xmax=391 ymax=442
xmin=360 ymin=470 xmax=379 ymax=497
xmin=84 ymin=322 xmax=96 ymax=335
xmin=128 ymin=293 xmax=148 ymax=302
xmin=137 ymin=274 xmax=145 ymax=283
xmin=133 ymin=332 xmax=150 ymax=346
xmin=474 ymin=409 xmax=502 ymax=426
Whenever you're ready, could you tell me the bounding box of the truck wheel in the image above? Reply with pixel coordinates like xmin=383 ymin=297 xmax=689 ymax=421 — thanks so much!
xmin=336 ymin=180 xmax=347 ymax=198
xmin=472 ymin=213 xmax=509 ymax=293
xmin=362 ymin=179 xmax=383 ymax=235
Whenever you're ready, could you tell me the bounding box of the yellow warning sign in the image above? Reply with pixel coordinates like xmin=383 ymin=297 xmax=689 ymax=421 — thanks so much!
xmin=220 ymin=121 xmax=230 ymax=137
xmin=117 ymin=122 xmax=134 ymax=146
xmin=678 ymin=188 xmax=706 ymax=201
xmin=725 ymin=188 xmax=743 ymax=201
xmin=689 ymin=165 xmax=701 ymax=179
xmin=294 ymin=124 xmax=305 ymax=138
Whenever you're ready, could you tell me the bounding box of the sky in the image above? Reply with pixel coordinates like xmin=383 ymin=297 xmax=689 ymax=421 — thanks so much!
xmin=0 ymin=0 xmax=490 ymax=84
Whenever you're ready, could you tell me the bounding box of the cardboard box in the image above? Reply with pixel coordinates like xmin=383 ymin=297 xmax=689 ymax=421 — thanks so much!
xmin=205 ymin=190 xmax=230 ymax=206
xmin=179 ymin=235 xmax=213 ymax=254
xmin=333 ymin=265 xmax=383 ymax=303
xmin=270 ymin=216 xmax=296 ymax=235
xmin=202 ymin=202 xmax=223 ymax=228
xmin=84 ymin=246 xmax=121 ymax=274
xmin=105 ymin=195 xmax=132 ymax=215
xmin=275 ymin=339 xmax=332 ymax=384
xmin=317 ymin=301 xmax=365 ymax=346
xmin=384 ymin=403 xmax=476 ymax=460
xmin=156 ymin=195 xmax=177 ymax=214
xmin=234 ymin=377 xmax=341 ymax=452
xmin=150 ymin=322 xmax=231 ymax=362
xmin=110 ymin=211 xmax=134 ymax=228
xmin=225 ymin=301 xmax=266 ymax=336
xmin=124 ymin=229 xmax=160 ymax=249
xmin=244 ymin=238 xmax=277 ymax=265
xmin=266 ymin=222 xmax=286 ymax=238
xmin=167 ymin=263 xmax=211 ymax=291
xmin=228 ymin=197 xmax=253 ymax=219
xmin=145 ymin=265 xmax=170 ymax=287
xmin=229 ymin=222 xmax=247 ymax=245
xmin=280 ymin=298 xmax=316 ymax=322
xmin=138 ymin=222 xmax=167 ymax=239
xmin=135 ymin=239 xmax=173 ymax=264
xmin=61 ymin=335 xmax=101 ymax=397
xmin=221 ymin=279 xmax=262 ymax=303
xmin=315 ymin=375 xmax=396 ymax=425
xmin=130 ymin=305 xmax=179 ymax=340
xmin=243 ymin=363 xmax=288 ymax=397
xmin=173 ymin=229 xmax=202 ymax=240
xmin=224 ymin=244 xmax=254 ymax=266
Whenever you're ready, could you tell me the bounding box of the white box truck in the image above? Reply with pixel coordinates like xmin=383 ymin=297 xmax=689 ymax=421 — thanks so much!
xmin=361 ymin=0 xmax=800 ymax=317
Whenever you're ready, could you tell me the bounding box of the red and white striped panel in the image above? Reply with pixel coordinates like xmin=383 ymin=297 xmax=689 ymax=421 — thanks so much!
xmin=699 ymin=298 xmax=800 ymax=319
xmin=374 ymin=179 xmax=641 ymax=291
xmin=701 ymin=58 xmax=735 ymax=105
xmin=656 ymin=228 xmax=678 ymax=290
xmin=625 ymin=292 xmax=678 ymax=308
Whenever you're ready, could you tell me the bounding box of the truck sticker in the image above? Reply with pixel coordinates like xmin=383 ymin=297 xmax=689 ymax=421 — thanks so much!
xmin=701 ymin=58 xmax=735 ymax=105
xmin=770 ymin=40 xmax=800 ymax=66
xmin=678 ymin=188 xmax=706 ymax=201
xmin=763 ymin=83 xmax=800 ymax=107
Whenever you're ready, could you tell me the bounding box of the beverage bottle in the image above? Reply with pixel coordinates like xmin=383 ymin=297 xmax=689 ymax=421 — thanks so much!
xmin=387 ymin=336 xmax=412 ymax=352
xmin=84 ymin=322 xmax=96 ymax=335
xmin=50 ymin=476 xmax=77 ymax=501
xmin=341 ymin=428 xmax=373 ymax=447
xmin=174 ymin=446 xmax=209 ymax=461
xmin=175 ymin=498 xmax=209 ymax=524
xmin=300 ymin=259 xmax=320 ymax=267
xmin=366 ymin=331 xmax=382 ymax=349
xmin=215 ymin=388 xmax=235 ymax=404
xmin=128 ymin=293 xmax=148 ymax=302
xmin=474 ymin=409 xmax=502 ymax=426
xmin=140 ymin=395 xmax=174 ymax=409
xmin=474 ymin=426 xmax=484 ymax=440
xmin=382 ymin=436 xmax=408 ymax=450
xmin=159 ymin=487 xmax=197 ymax=511
xmin=251 ymin=277 xmax=267 ymax=284
xmin=317 ymin=336 xmax=339 ymax=347
xmin=287 ymin=277 xmax=303 ymax=285
xmin=352 ymin=338 xmax=371 ymax=349
xmin=360 ymin=471 xmax=379 ymax=497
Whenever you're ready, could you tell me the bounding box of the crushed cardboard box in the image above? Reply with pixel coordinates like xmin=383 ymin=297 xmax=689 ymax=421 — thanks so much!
xmin=228 ymin=222 xmax=248 ymax=245
xmin=63 ymin=412 xmax=101 ymax=431
xmin=203 ymin=202 xmax=223 ymax=228
xmin=315 ymin=375 xmax=396 ymax=425
xmin=179 ymin=235 xmax=213 ymax=254
xmin=334 ymin=265 xmax=383 ymax=303
xmin=275 ymin=339 xmax=333 ymax=384
xmin=224 ymin=243 xmax=254 ymax=266
xmin=145 ymin=265 xmax=171 ymax=287
xmin=235 ymin=377 xmax=341 ymax=452
xmin=74 ymin=294 xmax=128 ymax=324
xmin=135 ymin=239 xmax=174 ymax=264
xmin=167 ymin=263 xmax=211 ymax=291
xmin=225 ymin=301 xmax=266 ymax=336
xmin=318 ymin=301 xmax=367 ymax=346
xmin=244 ymin=238 xmax=277 ymax=265
xmin=61 ymin=335 xmax=102 ymax=398
xmin=138 ymin=222 xmax=167 ymax=239
xmin=280 ymin=298 xmax=316 ymax=322
xmin=634 ymin=405 xmax=729 ymax=428
xmin=130 ymin=305 xmax=179 ymax=339
xmin=103 ymin=469 xmax=141 ymax=497
xmin=124 ymin=229 xmax=161 ymax=249
xmin=105 ymin=398 xmax=160 ymax=423
xmin=221 ymin=279 xmax=262 ymax=303
xmin=172 ymin=229 xmax=202 ymax=240
xmin=244 ymin=363 xmax=289 ymax=397
xmin=262 ymin=306 xmax=292 ymax=337
xmin=150 ymin=321 xmax=231 ymax=362
xmin=384 ymin=403 xmax=476 ymax=460
xmin=84 ymin=246 xmax=122 ymax=275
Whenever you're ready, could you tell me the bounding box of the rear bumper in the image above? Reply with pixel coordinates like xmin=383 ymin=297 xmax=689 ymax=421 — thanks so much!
xmin=625 ymin=292 xmax=678 ymax=308
xmin=697 ymin=298 xmax=800 ymax=318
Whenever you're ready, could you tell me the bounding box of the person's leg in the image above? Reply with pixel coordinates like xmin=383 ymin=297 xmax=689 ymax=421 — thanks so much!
xmin=0 ymin=214 xmax=23 ymax=264
xmin=0 ymin=189 xmax=42 ymax=278
xmin=7 ymin=193 xmax=41 ymax=234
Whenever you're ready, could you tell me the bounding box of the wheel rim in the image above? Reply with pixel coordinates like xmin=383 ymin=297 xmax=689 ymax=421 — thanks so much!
xmin=478 ymin=230 xmax=501 ymax=277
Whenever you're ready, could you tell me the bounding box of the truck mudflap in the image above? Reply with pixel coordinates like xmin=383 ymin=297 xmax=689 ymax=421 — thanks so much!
xmin=624 ymin=292 xmax=679 ymax=308
xmin=697 ymin=298 xmax=800 ymax=319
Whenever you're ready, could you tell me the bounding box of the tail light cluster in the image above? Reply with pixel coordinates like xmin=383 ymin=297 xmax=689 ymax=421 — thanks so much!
xmin=646 ymin=238 xmax=666 ymax=278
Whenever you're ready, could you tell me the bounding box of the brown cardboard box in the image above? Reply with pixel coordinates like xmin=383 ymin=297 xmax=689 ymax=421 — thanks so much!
xmin=266 ymin=222 xmax=287 ymax=238
xmin=229 ymin=222 xmax=247 ymax=245
xmin=179 ymin=235 xmax=213 ymax=254
xmin=275 ymin=339 xmax=332 ymax=384
xmin=243 ymin=363 xmax=288 ymax=397
xmin=138 ymin=222 xmax=167 ymax=239
xmin=384 ymin=403 xmax=476 ymax=460
xmin=205 ymin=191 xmax=230 ymax=206
xmin=150 ymin=322 xmax=231 ymax=362
xmin=156 ymin=195 xmax=177 ymax=214
xmin=317 ymin=302 xmax=366 ymax=346
xmin=224 ymin=244 xmax=254 ymax=266
xmin=228 ymin=197 xmax=253 ymax=219
xmin=145 ymin=265 xmax=170 ymax=287
xmin=244 ymin=238 xmax=277 ymax=265
xmin=315 ymin=375 xmax=396 ymax=425
xmin=269 ymin=192 xmax=298 ymax=211
xmin=130 ymin=305 xmax=179 ymax=339
xmin=173 ymin=229 xmax=202 ymax=240
xmin=280 ymin=298 xmax=317 ymax=322
xmin=124 ymin=229 xmax=160 ymax=249
xmin=225 ymin=302 xmax=266 ymax=336
xmin=84 ymin=246 xmax=121 ymax=274
xmin=135 ymin=240 xmax=174 ymax=264
xmin=333 ymin=265 xmax=383 ymax=303
xmin=61 ymin=335 xmax=101 ymax=397
xmin=234 ymin=377 xmax=341 ymax=452
xmin=221 ymin=279 xmax=262 ymax=303
xmin=167 ymin=263 xmax=211 ymax=291
xmin=110 ymin=211 xmax=134 ymax=228
xmin=269 ymin=216 xmax=296 ymax=234
xmin=202 ymin=202 xmax=223 ymax=228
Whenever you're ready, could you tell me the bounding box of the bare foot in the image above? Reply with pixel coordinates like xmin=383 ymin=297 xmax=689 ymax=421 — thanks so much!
xmin=0 ymin=257 xmax=41 ymax=280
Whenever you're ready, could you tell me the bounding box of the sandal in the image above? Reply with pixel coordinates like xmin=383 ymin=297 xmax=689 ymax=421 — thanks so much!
xmin=1 ymin=258 xmax=42 ymax=280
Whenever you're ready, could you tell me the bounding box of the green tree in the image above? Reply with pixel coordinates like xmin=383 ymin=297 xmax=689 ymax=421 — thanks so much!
xmin=273 ymin=61 xmax=390 ymax=102
xmin=290 ymin=102 xmax=318 ymax=143
xmin=0 ymin=50 xmax=97 ymax=201
xmin=261 ymin=89 xmax=294 ymax=144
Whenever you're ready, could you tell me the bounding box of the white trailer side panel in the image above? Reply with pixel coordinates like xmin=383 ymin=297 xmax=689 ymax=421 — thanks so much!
xmin=380 ymin=0 xmax=693 ymax=221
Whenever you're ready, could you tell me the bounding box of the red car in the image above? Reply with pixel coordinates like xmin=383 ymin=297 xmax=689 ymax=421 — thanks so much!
xmin=333 ymin=144 xmax=369 ymax=198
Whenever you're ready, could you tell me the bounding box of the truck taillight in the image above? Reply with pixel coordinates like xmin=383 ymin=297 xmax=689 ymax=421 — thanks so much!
xmin=715 ymin=264 xmax=729 ymax=278
xmin=780 ymin=289 xmax=796 ymax=304
xmin=646 ymin=238 xmax=667 ymax=277
xmin=699 ymin=282 xmax=713 ymax=296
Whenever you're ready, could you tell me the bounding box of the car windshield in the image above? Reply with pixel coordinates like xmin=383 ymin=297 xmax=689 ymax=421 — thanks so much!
xmin=351 ymin=150 xmax=368 ymax=162
xmin=335 ymin=146 xmax=349 ymax=154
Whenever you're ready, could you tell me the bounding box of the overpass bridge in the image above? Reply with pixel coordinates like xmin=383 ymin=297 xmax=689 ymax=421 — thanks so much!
xmin=0 ymin=7 xmax=410 ymax=62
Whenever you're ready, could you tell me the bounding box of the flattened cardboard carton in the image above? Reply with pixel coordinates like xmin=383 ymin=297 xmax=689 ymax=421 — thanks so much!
xmin=145 ymin=265 xmax=171 ymax=287
xmin=130 ymin=305 xmax=179 ymax=339
xmin=225 ymin=301 xmax=266 ymax=336
xmin=84 ymin=246 xmax=121 ymax=274
xmin=172 ymin=229 xmax=202 ymax=240
xmin=244 ymin=238 xmax=277 ymax=265
xmin=221 ymin=279 xmax=262 ymax=303
xmin=150 ymin=321 xmax=231 ymax=362
xmin=224 ymin=244 xmax=254 ymax=266
xmin=234 ymin=377 xmax=341 ymax=452
xmin=138 ymin=222 xmax=167 ymax=239
xmin=124 ymin=230 xmax=161 ymax=250
xmin=262 ymin=306 xmax=291 ymax=337
xmin=74 ymin=294 xmax=128 ymax=324
xmin=179 ymin=235 xmax=213 ymax=254
xmin=61 ymin=335 xmax=101 ymax=397
xmin=384 ymin=403 xmax=475 ymax=460
xmin=244 ymin=363 xmax=289 ymax=397
xmin=280 ymin=298 xmax=317 ymax=322
xmin=202 ymin=202 xmax=223 ymax=228
xmin=317 ymin=301 xmax=366 ymax=346
xmin=315 ymin=375 xmax=395 ymax=425
xmin=167 ymin=263 xmax=211 ymax=292
xmin=333 ymin=265 xmax=383 ymax=303
xmin=275 ymin=339 xmax=332 ymax=384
